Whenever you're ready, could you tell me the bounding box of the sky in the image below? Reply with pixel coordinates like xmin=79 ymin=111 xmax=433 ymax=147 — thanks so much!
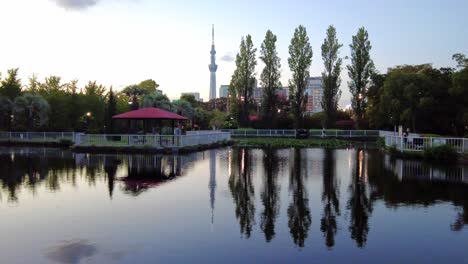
xmin=0 ymin=0 xmax=467 ymax=107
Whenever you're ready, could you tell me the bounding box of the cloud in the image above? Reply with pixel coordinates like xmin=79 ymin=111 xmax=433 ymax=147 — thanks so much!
xmin=51 ymin=0 xmax=100 ymax=10
xmin=220 ymin=52 xmax=235 ymax=62
xmin=46 ymin=239 xmax=98 ymax=264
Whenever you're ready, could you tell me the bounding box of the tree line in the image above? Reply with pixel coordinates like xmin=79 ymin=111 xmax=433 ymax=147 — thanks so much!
xmin=228 ymin=25 xmax=467 ymax=136
xmin=0 ymin=72 xmax=229 ymax=133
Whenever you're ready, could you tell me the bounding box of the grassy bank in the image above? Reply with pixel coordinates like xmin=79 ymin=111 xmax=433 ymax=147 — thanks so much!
xmin=234 ymin=137 xmax=350 ymax=148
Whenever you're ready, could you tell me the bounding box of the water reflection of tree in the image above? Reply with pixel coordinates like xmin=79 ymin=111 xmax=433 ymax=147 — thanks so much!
xmin=104 ymin=156 xmax=119 ymax=198
xmin=0 ymin=152 xmax=72 ymax=201
xmin=229 ymin=148 xmax=255 ymax=238
xmin=288 ymin=148 xmax=311 ymax=247
xmin=320 ymin=149 xmax=340 ymax=249
xmin=260 ymin=148 xmax=280 ymax=242
xmin=347 ymin=149 xmax=372 ymax=248
xmin=366 ymin=151 xmax=468 ymax=232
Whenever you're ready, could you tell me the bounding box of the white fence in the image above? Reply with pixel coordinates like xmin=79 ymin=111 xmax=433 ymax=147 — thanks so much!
xmin=220 ymin=129 xmax=380 ymax=138
xmin=0 ymin=132 xmax=75 ymax=143
xmin=74 ymin=132 xmax=230 ymax=148
xmin=384 ymin=135 xmax=468 ymax=154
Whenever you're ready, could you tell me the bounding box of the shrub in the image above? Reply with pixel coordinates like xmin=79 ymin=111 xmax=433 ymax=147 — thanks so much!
xmin=59 ymin=139 xmax=73 ymax=145
xmin=387 ymin=145 xmax=399 ymax=156
xmin=376 ymin=137 xmax=385 ymax=148
xmin=423 ymin=145 xmax=458 ymax=160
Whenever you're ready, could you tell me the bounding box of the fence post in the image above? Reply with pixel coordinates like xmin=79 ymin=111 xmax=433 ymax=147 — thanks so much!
xmin=400 ymin=136 xmax=403 ymax=152
xmin=43 ymin=132 xmax=46 ymax=142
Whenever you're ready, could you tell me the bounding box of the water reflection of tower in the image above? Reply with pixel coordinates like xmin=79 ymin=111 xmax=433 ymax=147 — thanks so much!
xmin=209 ymin=150 xmax=216 ymax=228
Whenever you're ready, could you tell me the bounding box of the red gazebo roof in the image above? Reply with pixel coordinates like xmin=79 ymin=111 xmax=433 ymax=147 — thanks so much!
xmin=113 ymin=107 xmax=188 ymax=120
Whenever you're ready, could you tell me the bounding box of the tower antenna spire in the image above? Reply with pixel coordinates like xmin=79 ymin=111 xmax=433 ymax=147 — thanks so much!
xmin=212 ymin=24 xmax=214 ymax=44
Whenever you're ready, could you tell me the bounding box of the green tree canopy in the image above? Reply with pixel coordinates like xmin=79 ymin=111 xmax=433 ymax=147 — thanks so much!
xmin=347 ymin=27 xmax=374 ymax=129
xmin=260 ymin=30 xmax=282 ymax=127
xmin=0 ymin=68 xmax=22 ymax=100
xmin=142 ymin=92 xmax=172 ymax=111
xmin=321 ymin=25 xmax=342 ymax=128
xmin=229 ymin=35 xmax=257 ymax=127
xmin=13 ymin=93 xmax=49 ymax=130
xmin=288 ymin=25 xmax=313 ymax=128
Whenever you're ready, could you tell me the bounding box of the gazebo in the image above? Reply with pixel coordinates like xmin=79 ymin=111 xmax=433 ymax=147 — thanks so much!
xmin=113 ymin=107 xmax=188 ymax=134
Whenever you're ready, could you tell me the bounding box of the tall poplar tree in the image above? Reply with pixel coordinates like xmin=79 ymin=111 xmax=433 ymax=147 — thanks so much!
xmin=321 ymin=25 xmax=342 ymax=128
xmin=229 ymin=35 xmax=257 ymax=126
xmin=260 ymin=30 xmax=281 ymax=126
xmin=347 ymin=27 xmax=374 ymax=129
xmin=288 ymin=25 xmax=313 ymax=128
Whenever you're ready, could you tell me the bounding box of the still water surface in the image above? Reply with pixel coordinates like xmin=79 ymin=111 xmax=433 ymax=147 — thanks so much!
xmin=0 ymin=147 xmax=467 ymax=263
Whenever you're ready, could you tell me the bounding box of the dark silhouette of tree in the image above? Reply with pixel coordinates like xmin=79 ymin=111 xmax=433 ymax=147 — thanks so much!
xmin=229 ymin=149 xmax=256 ymax=238
xmin=320 ymin=149 xmax=340 ymax=249
xmin=287 ymin=148 xmax=311 ymax=247
xmin=260 ymin=148 xmax=280 ymax=242
xmin=104 ymin=156 xmax=119 ymax=199
xmin=347 ymin=149 xmax=372 ymax=248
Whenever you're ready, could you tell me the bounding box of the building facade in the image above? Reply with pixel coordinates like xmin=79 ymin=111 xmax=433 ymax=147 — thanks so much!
xmin=219 ymin=85 xmax=229 ymax=98
xmin=305 ymin=76 xmax=323 ymax=114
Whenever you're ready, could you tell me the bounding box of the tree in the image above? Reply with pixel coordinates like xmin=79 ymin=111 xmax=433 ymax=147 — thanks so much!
xmin=0 ymin=96 xmax=14 ymax=130
xmin=26 ymin=74 xmax=40 ymax=93
xmin=288 ymin=25 xmax=313 ymax=128
xmin=180 ymin=94 xmax=199 ymax=108
xmin=106 ymin=87 xmax=117 ymax=133
xmin=450 ymin=56 xmax=468 ymax=136
xmin=366 ymin=73 xmax=387 ymax=128
xmin=376 ymin=64 xmax=455 ymax=134
xmin=142 ymin=92 xmax=172 ymax=111
xmin=138 ymin=79 xmax=160 ymax=94
xmin=172 ymin=99 xmax=195 ymax=119
xmin=0 ymin=68 xmax=22 ymax=100
xmin=13 ymin=93 xmax=49 ymax=130
xmin=347 ymin=27 xmax=375 ymax=129
xmin=122 ymin=84 xmax=148 ymax=110
xmin=259 ymin=30 xmax=281 ymax=127
xmin=321 ymin=25 xmax=343 ymax=128
xmin=209 ymin=109 xmax=227 ymax=129
xmin=0 ymin=69 xmax=22 ymax=130
xmin=229 ymin=35 xmax=257 ymax=126
xmin=452 ymin=53 xmax=468 ymax=69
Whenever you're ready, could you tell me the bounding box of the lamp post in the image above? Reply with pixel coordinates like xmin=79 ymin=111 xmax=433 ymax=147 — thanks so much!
xmin=86 ymin=112 xmax=92 ymax=132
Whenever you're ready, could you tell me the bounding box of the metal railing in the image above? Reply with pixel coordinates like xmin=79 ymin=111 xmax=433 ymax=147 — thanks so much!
xmin=220 ymin=129 xmax=380 ymax=138
xmin=384 ymin=135 xmax=468 ymax=154
xmin=74 ymin=132 xmax=231 ymax=148
xmin=0 ymin=132 xmax=75 ymax=143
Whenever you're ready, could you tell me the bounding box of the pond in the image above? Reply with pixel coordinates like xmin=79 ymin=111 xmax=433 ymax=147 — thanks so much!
xmin=0 ymin=147 xmax=467 ymax=263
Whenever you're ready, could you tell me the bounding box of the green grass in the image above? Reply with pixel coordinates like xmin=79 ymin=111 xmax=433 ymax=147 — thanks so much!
xmin=234 ymin=137 xmax=350 ymax=148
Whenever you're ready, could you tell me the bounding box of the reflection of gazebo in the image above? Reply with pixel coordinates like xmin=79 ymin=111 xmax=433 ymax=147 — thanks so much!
xmin=113 ymin=107 xmax=188 ymax=134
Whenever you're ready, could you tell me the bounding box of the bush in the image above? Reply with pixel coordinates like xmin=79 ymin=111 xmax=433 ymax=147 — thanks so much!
xmin=376 ymin=137 xmax=385 ymax=148
xmin=59 ymin=139 xmax=73 ymax=145
xmin=387 ymin=145 xmax=399 ymax=156
xmin=304 ymin=112 xmax=324 ymax=129
xmin=423 ymin=145 xmax=458 ymax=160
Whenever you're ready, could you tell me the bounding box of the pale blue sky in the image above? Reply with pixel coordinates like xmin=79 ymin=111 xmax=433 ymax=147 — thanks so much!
xmin=0 ymin=0 xmax=467 ymax=106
